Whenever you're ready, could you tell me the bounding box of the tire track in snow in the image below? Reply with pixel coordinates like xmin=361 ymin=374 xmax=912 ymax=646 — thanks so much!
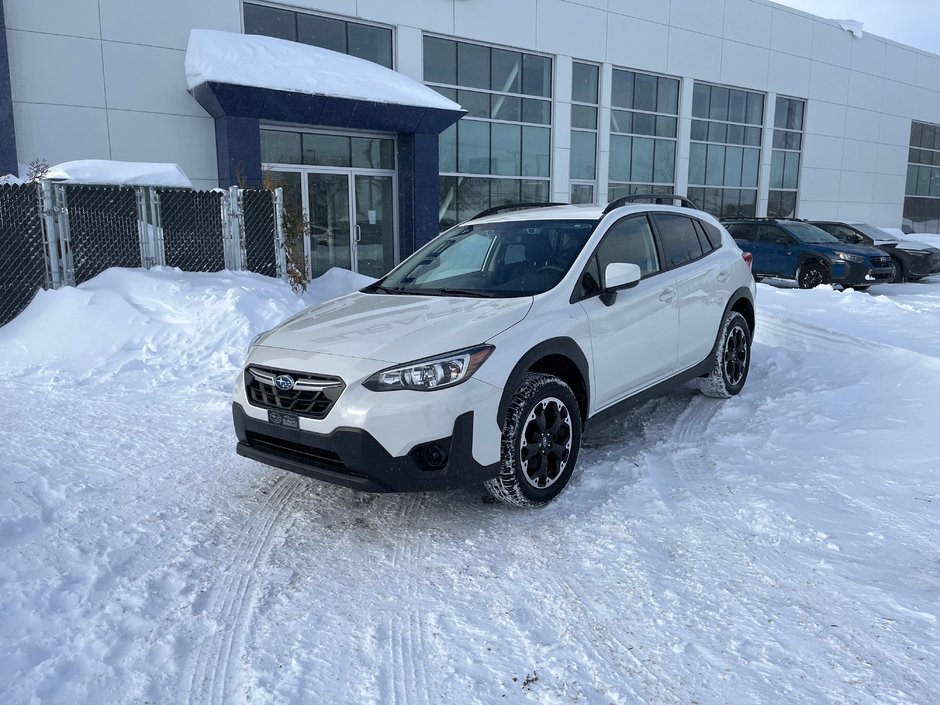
xmin=179 ymin=473 xmax=301 ymax=705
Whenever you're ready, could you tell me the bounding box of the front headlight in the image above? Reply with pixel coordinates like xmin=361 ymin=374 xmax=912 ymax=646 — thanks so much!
xmin=835 ymin=251 xmax=864 ymax=264
xmin=363 ymin=345 xmax=495 ymax=392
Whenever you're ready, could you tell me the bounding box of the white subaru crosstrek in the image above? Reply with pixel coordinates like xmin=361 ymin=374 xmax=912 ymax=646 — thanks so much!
xmin=233 ymin=197 xmax=756 ymax=506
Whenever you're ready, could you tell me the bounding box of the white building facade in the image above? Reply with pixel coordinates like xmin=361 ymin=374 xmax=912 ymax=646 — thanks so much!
xmin=3 ymin=0 xmax=940 ymax=267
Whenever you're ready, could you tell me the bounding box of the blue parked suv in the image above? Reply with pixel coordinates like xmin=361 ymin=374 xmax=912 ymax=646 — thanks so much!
xmin=722 ymin=218 xmax=894 ymax=290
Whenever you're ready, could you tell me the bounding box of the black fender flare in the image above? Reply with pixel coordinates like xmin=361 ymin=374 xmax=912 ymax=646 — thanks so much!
xmin=708 ymin=286 xmax=755 ymax=357
xmin=497 ymin=337 xmax=591 ymax=425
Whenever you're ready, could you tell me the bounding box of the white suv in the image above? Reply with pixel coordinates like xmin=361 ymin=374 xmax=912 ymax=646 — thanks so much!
xmin=233 ymin=197 xmax=756 ymax=506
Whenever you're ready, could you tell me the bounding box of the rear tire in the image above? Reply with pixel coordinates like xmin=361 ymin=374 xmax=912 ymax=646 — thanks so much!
xmin=797 ymin=261 xmax=829 ymax=289
xmin=698 ymin=311 xmax=751 ymax=399
xmin=484 ymin=373 xmax=582 ymax=507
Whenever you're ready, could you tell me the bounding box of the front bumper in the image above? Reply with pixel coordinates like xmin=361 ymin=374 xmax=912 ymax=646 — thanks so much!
xmin=234 ymin=402 xmax=499 ymax=493
xmin=830 ymin=260 xmax=894 ymax=285
xmin=905 ymin=251 xmax=940 ymax=277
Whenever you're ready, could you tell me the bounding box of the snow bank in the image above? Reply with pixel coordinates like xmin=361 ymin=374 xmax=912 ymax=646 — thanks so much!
xmin=0 ymin=173 xmax=25 ymax=185
xmin=185 ymin=29 xmax=463 ymax=112
xmin=44 ymin=160 xmax=194 ymax=188
xmin=0 ymin=267 xmax=373 ymax=387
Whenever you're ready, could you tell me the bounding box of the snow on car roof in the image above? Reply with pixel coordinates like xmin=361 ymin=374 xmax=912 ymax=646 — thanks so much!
xmin=185 ymin=29 xmax=463 ymax=112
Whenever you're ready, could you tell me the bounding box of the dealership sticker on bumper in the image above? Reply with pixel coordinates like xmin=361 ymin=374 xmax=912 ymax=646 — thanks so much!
xmin=268 ymin=410 xmax=300 ymax=430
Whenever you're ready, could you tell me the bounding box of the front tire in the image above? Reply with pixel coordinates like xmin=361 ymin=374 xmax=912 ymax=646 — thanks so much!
xmin=889 ymin=257 xmax=905 ymax=283
xmin=797 ymin=261 xmax=829 ymax=289
xmin=484 ymin=373 xmax=582 ymax=507
xmin=698 ymin=311 xmax=751 ymax=398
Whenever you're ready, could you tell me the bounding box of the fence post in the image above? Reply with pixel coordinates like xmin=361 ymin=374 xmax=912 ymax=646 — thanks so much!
xmin=150 ymin=187 xmax=166 ymax=266
xmin=39 ymin=180 xmax=62 ymax=289
xmin=222 ymin=185 xmax=245 ymax=270
xmin=135 ymin=187 xmax=153 ymax=269
xmin=273 ymin=187 xmax=287 ymax=282
xmin=52 ymin=184 xmax=75 ymax=287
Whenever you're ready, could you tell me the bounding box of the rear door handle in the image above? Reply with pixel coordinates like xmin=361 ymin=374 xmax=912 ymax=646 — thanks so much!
xmin=659 ymin=288 xmax=676 ymax=303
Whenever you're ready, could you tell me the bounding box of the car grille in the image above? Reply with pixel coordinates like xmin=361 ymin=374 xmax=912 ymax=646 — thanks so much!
xmin=245 ymin=430 xmax=346 ymax=471
xmin=871 ymin=255 xmax=892 ymax=268
xmin=245 ymin=366 xmax=344 ymax=420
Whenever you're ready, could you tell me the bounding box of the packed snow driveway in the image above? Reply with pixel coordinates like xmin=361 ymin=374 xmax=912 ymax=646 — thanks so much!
xmin=1 ymin=269 xmax=938 ymax=705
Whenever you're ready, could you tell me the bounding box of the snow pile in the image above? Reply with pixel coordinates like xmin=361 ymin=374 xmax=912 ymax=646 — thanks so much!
xmin=185 ymin=29 xmax=463 ymax=112
xmin=1 ymin=272 xmax=939 ymax=704
xmin=838 ymin=19 xmax=864 ymax=38
xmin=44 ymin=160 xmax=194 ymax=188
xmin=0 ymin=173 xmax=25 ymax=185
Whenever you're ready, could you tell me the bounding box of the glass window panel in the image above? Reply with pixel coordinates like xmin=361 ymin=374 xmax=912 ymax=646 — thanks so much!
xmin=491 ymin=178 xmax=521 ymax=206
xmin=267 ymin=171 xmax=303 ymax=224
xmin=770 ymin=151 xmax=785 ymax=188
xmin=708 ymin=122 xmax=727 ymax=143
xmin=768 ymin=190 xmax=796 ymax=218
xmin=522 ymin=126 xmax=551 ymax=176
xmin=424 ymin=37 xmax=457 ymax=86
xmin=521 ymin=179 xmax=550 ymax=202
xmin=702 ymin=187 xmax=722 ymax=216
xmin=772 ymin=130 xmax=787 ymax=150
xmin=689 ymin=142 xmax=706 ymax=185
xmin=634 ymin=73 xmax=657 ymax=112
xmin=439 ymin=176 xmax=459 ymax=229
xmin=724 ymin=146 xmax=743 ymax=187
xmin=571 ymin=105 xmax=597 ymax=130
xmin=439 ymin=123 xmax=457 ymax=173
xmin=783 ymin=151 xmax=800 ymax=189
xmin=491 ymin=123 xmax=522 ymax=176
xmin=611 ymin=110 xmax=633 ymax=134
xmin=571 ymin=183 xmax=594 ymax=204
xmin=933 ymin=126 xmax=940 ymax=150
xmin=458 ymin=42 xmax=490 ymax=89
xmin=491 ymin=48 xmax=522 ymax=94
xmin=570 ymin=130 xmax=597 ymax=180
xmin=612 ymin=70 xmax=635 ymax=109
xmin=573 ymin=62 xmax=599 ymax=104
xmin=609 ymin=135 xmax=632 ymax=182
xmin=930 ymin=169 xmax=940 ymax=197
xmin=722 ymin=189 xmax=742 ymax=217
xmin=456 ymin=177 xmax=491 ymax=222
xmin=458 ymin=89 xmax=490 ymax=118
xmin=657 ymin=77 xmax=679 ymax=115
xmin=244 ymin=3 xmax=296 ymax=41
xmin=351 ymin=137 xmax=395 ymax=170
xmin=491 ymin=94 xmax=521 ymax=121
xmin=522 ymin=54 xmax=552 ymax=97
xmin=692 ymin=82 xmax=710 ymax=118
xmin=656 ymin=116 xmax=677 ymax=138
xmin=745 ymin=126 xmax=762 ymax=147
xmin=729 ymin=90 xmax=748 ymax=123
xmin=634 ymin=112 xmax=656 ymax=136
xmin=911 ymin=121 xmax=924 ymax=148
xmin=788 ymin=100 xmax=804 ymax=130
xmin=740 ymin=189 xmax=758 ymax=216
xmin=458 ymin=121 xmax=491 ymax=174
xmin=705 ymin=144 xmax=725 ymax=186
xmin=653 ymin=139 xmax=675 ymax=183
xmin=424 ymin=37 xmax=456 ymax=84
xmin=431 ymin=85 xmax=457 ymax=101
xmin=691 ymin=120 xmax=707 ymax=142
xmin=296 ymin=14 xmax=344 ymax=52
xmin=709 ymin=86 xmax=729 ymax=121
xmin=742 ymin=148 xmax=760 ymax=187
xmin=774 ymin=97 xmax=789 ymax=130
xmin=347 ymin=23 xmax=392 ymax=68
xmin=746 ymin=93 xmax=764 ymax=125
xmin=726 ymin=124 xmax=745 ymax=145
xmin=631 ymin=137 xmax=655 ymax=183
xmin=906 ymin=164 xmax=918 ymax=195
xmin=261 ymin=130 xmax=302 ymax=164
xmin=916 ymin=165 xmax=930 ymax=195
xmin=303 ymin=133 xmax=350 ymax=167
xmin=522 ymin=98 xmax=551 ymax=125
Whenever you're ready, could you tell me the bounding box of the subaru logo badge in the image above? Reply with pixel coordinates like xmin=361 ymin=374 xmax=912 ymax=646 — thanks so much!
xmin=274 ymin=374 xmax=295 ymax=391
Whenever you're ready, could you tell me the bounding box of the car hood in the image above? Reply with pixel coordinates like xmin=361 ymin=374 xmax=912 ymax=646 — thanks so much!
xmin=895 ymin=238 xmax=940 ymax=253
xmin=817 ymin=242 xmax=886 ymax=258
xmin=256 ymin=292 xmax=533 ymax=363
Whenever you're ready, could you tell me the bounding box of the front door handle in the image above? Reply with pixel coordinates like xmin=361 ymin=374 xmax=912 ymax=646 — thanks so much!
xmin=659 ymin=288 xmax=676 ymax=303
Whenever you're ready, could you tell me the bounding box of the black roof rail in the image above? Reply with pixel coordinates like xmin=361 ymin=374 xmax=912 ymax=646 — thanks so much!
xmin=602 ymin=193 xmax=698 ymax=215
xmin=470 ymin=202 xmax=566 ymax=220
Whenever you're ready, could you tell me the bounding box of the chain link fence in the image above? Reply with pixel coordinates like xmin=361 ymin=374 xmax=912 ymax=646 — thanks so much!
xmin=158 ymin=188 xmax=225 ymax=272
xmin=0 ymin=184 xmax=48 ymax=326
xmin=0 ymin=182 xmax=284 ymax=327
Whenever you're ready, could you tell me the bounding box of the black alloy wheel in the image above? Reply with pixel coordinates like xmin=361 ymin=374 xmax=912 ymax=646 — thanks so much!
xmin=797 ymin=262 xmax=828 ymax=289
xmin=519 ymin=396 xmax=573 ymax=490
xmin=722 ymin=323 xmax=749 ymax=389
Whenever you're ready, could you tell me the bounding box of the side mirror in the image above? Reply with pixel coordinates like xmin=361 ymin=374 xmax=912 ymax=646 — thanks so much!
xmin=600 ymin=262 xmax=641 ymax=306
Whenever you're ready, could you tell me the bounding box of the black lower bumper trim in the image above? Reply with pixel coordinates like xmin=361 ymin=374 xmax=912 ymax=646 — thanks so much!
xmin=233 ymin=403 xmax=499 ymax=493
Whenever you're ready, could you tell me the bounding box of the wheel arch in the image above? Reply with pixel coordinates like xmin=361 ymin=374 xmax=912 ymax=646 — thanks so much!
xmin=709 ymin=287 xmax=755 ymax=356
xmin=497 ymin=337 xmax=590 ymax=425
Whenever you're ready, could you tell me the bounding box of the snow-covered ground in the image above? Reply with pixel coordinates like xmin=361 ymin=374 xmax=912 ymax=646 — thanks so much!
xmin=1 ymin=268 xmax=938 ymax=705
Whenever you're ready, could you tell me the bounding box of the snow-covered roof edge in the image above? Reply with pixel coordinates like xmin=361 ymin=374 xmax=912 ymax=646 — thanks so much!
xmin=185 ymin=29 xmax=462 ymax=113
xmin=44 ymin=160 xmax=194 ymax=188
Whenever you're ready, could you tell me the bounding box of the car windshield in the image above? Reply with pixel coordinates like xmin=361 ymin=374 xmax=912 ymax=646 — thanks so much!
xmin=784 ymin=221 xmax=840 ymax=244
xmin=853 ymin=223 xmax=897 ymax=242
xmin=363 ymin=219 xmax=598 ymax=297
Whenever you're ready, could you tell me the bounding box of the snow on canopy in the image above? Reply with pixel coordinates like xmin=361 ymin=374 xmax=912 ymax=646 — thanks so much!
xmin=44 ymin=160 xmax=194 ymax=188
xmin=185 ymin=28 xmax=462 ymax=112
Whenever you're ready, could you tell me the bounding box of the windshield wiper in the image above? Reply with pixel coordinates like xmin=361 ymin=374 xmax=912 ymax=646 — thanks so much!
xmin=410 ymin=288 xmax=499 ymax=298
xmin=363 ymin=284 xmax=408 ymax=295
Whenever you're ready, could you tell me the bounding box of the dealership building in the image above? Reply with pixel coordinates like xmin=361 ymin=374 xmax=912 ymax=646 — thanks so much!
xmin=2 ymin=0 xmax=940 ymax=277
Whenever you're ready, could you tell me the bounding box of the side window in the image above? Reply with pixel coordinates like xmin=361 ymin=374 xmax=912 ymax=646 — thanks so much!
xmin=576 ymin=254 xmax=602 ymax=299
xmin=698 ymin=220 xmax=724 ymax=250
xmin=652 ymin=214 xmax=704 ymax=268
xmin=596 ymin=215 xmax=661 ymax=281
xmin=758 ymin=225 xmax=786 ymax=244
xmin=727 ymin=222 xmax=757 ymax=242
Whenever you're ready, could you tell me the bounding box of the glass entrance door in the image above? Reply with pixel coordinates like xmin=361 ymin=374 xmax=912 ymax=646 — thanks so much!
xmin=353 ymin=175 xmax=395 ymax=278
xmin=308 ymin=172 xmax=352 ymax=277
